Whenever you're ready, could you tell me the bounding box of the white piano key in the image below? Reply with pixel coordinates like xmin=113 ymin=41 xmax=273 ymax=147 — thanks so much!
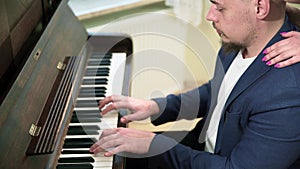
xmin=76 ymin=97 xmax=104 ymax=101
xmin=83 ymin=76 xmax=109 ymax=80
xmin=86 ymin=65 xmax=109 ymax=69
xmin=58 ymin=53 xmax=127 ymax=168
xmin=68 ymin=122 xmax=118 ymax=130
xmin=80 ymin=84 xmax=108 ymax=88
xmin=106 ymin=53 xmax=126 ymax=95
xmin=60 ymin=153 xmax=113 ymax=162
xmin=65 ymin=134 xmax=100 ymax=139
xmin=74 ymin=107 xmax=99 ymax=111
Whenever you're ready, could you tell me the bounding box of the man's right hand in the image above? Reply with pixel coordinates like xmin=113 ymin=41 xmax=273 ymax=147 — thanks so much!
xmin=98 ymin=95 xmax=160 ymax=123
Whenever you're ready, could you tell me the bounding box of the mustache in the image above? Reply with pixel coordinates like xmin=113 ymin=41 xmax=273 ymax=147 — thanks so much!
xmin=212 ymin=22 xmax=222 ymax=34
xmin=212 ymin=22 xmax=228 ymax=39
xmin=212 ymin=22 xmax=216 ymax=29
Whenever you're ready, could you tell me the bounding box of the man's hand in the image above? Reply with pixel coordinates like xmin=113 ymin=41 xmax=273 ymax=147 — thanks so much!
xmin=98 ymin=95 xmax=160 ymax=123
xmin=89 ymin=127 xmax=156 ymax=156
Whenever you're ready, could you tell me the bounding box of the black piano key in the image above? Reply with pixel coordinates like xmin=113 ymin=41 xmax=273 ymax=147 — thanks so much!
xmin=57 ymin=163 xmax=93 ymax=169
xmin=72 ymin=112 xmax=102 ymax=118
xmin=78 ymin=92 xmax=105 ymax=98
xmin=67 ymin=125 xmax=100 ymax=135
xmin=73 ymin=110 xmax=101 ymax=116
xmin=90 ymin=54 xmax=112 ymax=60
xmin=71 ymin=116 xmax=101 ymax=123
xmin=61 ymin=149 xmax=93 ymax=154
xmin=85 ymin=68 xmax=109 ymax=76
xmin=82 ymin=78 xmax=108 ymax=85
xmin=78 ymin=88 xmax=106 ymax=97
xmin=68 ymin=125 xmax=100 ymax=130
xmin=58 ymin=157 xmax=95 ymax=163
xmin=89 ymin=57 xmax=110 ymax=61
xmin=88 ymin=60 xmax=111 ymax=66
xmin=80 ymin=87 xmax=106 ymax=93
xmin=75 ymin=100 xmax=99 ymax=108
xmin=63 ymin=138 xmax=96 ymax=148
xmin=67 ymin=129 xmax=99 ymax=135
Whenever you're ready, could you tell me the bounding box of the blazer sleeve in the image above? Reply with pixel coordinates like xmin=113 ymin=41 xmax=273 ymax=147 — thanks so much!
xmin=150 ymin=82 xmax=212 ymax=126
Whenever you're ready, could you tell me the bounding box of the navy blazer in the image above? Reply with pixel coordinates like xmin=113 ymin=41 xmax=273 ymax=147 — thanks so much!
xmin=149 ymin=15 xmax=300 ymax=169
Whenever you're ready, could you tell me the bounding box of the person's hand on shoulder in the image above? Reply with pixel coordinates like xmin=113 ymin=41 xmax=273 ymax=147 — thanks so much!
xmin=263 ymin=31 xmax=300 ymax=68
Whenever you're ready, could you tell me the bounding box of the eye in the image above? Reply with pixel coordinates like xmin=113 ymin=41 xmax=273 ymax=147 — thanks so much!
xmin=216 ymin=6 xmax=224 ymax=12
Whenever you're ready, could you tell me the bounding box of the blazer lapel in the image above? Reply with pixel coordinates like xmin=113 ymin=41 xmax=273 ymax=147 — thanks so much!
xmin=223 ymin=15 xmax=294 ymax=114
xmin=214 ymin=52 xmax=271 ymax=154
xmin=223 ymin=54 xmax=271 ymax=111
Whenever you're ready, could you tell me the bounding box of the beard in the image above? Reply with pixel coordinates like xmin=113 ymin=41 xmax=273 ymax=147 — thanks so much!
xmin=221 ymin=41 xmax=246 ymax=54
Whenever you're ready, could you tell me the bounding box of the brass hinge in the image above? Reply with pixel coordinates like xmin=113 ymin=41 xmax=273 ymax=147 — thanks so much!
xmin=29 ymin=124 xmax=41 ymax=137
xmin=57 ymin=61 xmax=66 ymax=70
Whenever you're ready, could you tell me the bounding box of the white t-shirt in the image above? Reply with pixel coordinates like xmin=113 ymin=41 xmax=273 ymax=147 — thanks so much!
xmin=205 ymin=50 xmax=256 ymax=153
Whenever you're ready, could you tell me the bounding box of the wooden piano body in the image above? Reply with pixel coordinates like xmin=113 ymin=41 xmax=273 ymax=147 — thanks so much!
xmin=0 ymin=0 xmax=132 ymax=168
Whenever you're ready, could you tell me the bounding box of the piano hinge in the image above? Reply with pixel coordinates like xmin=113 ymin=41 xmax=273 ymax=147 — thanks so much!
xmin=29 ymin=124 xmax=42 ymax=137
xmin=57 ymin=61 xmax=66 ymax=70
xmin=34 ymin=48 xmax=42 ymax=61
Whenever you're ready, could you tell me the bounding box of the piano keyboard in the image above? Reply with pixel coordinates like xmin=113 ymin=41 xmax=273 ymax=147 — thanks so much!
xmin=56 ymin=53 xmax=127 ymax=169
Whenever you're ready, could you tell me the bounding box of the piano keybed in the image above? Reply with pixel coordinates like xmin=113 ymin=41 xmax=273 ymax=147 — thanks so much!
xmin=56 ymin=52 xmax=127 ymax=169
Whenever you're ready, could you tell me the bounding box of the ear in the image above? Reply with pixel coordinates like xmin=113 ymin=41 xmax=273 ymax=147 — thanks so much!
xmin=255 ymin=0 xmax=270 ymax=19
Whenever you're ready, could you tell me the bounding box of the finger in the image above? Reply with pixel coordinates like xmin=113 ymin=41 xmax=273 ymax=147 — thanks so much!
xmin=264 ymin=39 xmax=289 ymax=55
xmin=100 ymin=100 xmax=133 ymax=115
xmin=89 ymin=142 xmax=104 ymax=153
xmin=120 ymin=113 xmax=141 ymax=123
xmin=101 ymin=128 xmax=118 ymax=137
xmin=100 ymin=103 xmax=117 ymax=115
xmin=89 ymin=129 xmax=117 ymax=151
xmin=274 ymin=56 xmax=298 ymax=68
xmin=104 ymin=145 xmax=125 ymax=157
xmin=98 ymin=95 xmax=116 ymax=109
xmin=265 ymin=49 xmax=295 ymax=66
xmin=280 ymin=31 xmax=298 ymax=38
xmin=96 ymin=137 xmax=123 ymax=155
xmin=90 ymin=131 xmax=120 ymax=154
xmin=120 ymin=116 xmax=131 ymax=123
xmin=267 ymin=44 xmax=298 ymax=66
xmin=263 ymin=41 xmax=291 ymax=61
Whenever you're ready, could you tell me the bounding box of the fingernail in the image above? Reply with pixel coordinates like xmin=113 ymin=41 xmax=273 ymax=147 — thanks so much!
xmin=263 ymin=49 xmax=268 ymax=54
xmin=274 ymin=63 xmax=280 ymax=68
xmin=280 ymin=32 xmax=287 ymax=36
xmin=266 ymin=61 xmax=272 ymax=66
xmin=262 ymin=57 xmax=267 ymax=62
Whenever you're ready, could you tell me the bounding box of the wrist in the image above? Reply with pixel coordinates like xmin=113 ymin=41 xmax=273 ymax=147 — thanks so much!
xmin=148 ymin=100 xmax=160 ymax=116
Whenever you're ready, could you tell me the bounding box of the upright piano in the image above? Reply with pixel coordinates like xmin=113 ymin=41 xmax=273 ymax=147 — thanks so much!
xmin=0 ymin=0 xmax=132 ymax=168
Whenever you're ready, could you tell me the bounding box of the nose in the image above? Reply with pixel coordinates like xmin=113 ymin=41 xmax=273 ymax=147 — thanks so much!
xmin=206 ymin=5 xmax=218 ymax=22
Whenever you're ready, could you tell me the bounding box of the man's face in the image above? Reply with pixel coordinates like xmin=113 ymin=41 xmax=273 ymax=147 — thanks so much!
xmin=206 ymin=0 xmax=257 ymax=50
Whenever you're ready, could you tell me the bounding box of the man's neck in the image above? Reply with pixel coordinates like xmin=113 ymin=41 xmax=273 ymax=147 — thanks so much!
xmin=243 ymin=17 xmax=286 ymax=59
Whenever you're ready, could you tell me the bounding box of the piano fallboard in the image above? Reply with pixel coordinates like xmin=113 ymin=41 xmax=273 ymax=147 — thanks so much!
xmin=0 ymin=0 xmax=132 ymax=169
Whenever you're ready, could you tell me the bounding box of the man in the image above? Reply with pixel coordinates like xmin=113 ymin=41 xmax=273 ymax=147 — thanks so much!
xmin=90 ymin=0 xmax=300 ymax=168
